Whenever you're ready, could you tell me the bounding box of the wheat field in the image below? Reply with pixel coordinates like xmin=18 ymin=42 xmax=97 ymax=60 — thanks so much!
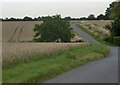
xmin=2 ymin=21 xmax=42 ymax=42
xmin=70 ymin=20 xmax=112 ymax=27
xmin=3 ymin=20 xmax=111 ymax=42
xmin=3 ymin=20 xmax=110 ymax=63
xmin=73 ymin=20 xmax=112 ymax=39
xmin=2 ymin=21 xmax=83 ymax=42
xmin=2 ymin=21 xmax=88 ymax=63
xmin=3 ymin=42 xmax=90 ymax=63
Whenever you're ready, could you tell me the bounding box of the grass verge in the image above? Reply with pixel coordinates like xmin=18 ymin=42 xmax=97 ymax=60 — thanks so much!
xmin=3 ymin=45 xmax=110 ymax=83
xmin=76 ymin=24 xmax=118 ymax=46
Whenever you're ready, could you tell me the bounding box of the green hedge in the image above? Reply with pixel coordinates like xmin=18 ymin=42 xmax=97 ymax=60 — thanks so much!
xmin=113 ymin=36 xmax=120 ymax=46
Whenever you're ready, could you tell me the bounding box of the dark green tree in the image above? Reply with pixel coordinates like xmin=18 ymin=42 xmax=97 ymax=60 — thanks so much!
xmin=104 ymin=2 xmax=115 ymax=20
xmin=97 ymin=14 xmax=105 ymax=20
xmin=23 ymin=16 xmax=33 ymax=21
xmin=80 ymin=17 xmax=87 ymax=20
xmin=64 ymin=16 xmax=71 ymax=20
xmin=33 ymin=15 xmax=74 ymax=42
xmin=87 ymin=14 xmax=95 ymax=20
xmin=108 ymin=1 xmax=120 ymax=36
xmin=104 ymin=1 xmax=120 ymax=45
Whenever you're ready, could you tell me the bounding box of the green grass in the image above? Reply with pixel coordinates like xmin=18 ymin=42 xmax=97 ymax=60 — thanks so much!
xmin=3 ymin=45 xmax=110 ymax=83
xmin=76 ymin=24 xmax=118 ymax=46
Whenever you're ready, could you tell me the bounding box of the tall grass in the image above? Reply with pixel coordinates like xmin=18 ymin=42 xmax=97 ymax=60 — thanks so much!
xmin=3 ymin=43 xmax=90 ymax=69
xmin=3 ymin=45 xmax=110 ymax=83
xmin=76 ymin=24 xmax=117 ymax=46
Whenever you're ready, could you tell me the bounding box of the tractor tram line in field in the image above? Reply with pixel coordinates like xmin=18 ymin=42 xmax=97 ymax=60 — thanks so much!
xmin=17 ymin=24 xmax=26 ymax=42
xmin=9 ymin=23 xmax=27 ymax=42
xmin=9 ymin=23 xmax=24 ymax=42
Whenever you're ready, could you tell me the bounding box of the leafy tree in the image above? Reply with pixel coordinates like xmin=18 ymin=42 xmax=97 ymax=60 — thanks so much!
xmin=104 ymin=1 xmax=120 ymax=44
xmin=9 ymin=17 xmax=16 ymax=21
xmin=64 ymin=16 xmax=71 ymax=20
xmin=33 ymin=15 xmax=74 ymax=42
xmin=23 ymin=16 xmax=33 ymax=21
xmin=34 ymin=17 xmax=37 ymax=21
xmin=5 ymin=17 xmax=9 ymax=21
xmin=106 ymin=1 xmax=120 ymax=36
xmin=110 ymin=1 xmax=120 ymax=36
xmin=110 ymin=1 xmax=120 ymax=20
xmin=37 ymin=16 xmax=42 ymax=21
xmin=80 ymin=17 xmax=87 ymax=20
xmin=87 ymin=14 xmax=95 ymax=20
xmin=104 ymin=2 xmax=116 ymax=20
xmin=97 ymin=14 xmax=105 ymax=20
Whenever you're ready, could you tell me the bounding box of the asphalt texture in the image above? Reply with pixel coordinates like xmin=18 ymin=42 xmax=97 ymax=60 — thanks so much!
xmin=45 ymin=23 xmax=118 ymax=83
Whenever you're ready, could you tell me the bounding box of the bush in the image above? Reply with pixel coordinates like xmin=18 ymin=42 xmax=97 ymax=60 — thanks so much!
xmin=113 ymin=36 xmax=120 ymax=46
xmin=104 ymin=36 xmax=113 ymax=43
xmin=75 ymin=40 xmax=84 ymax=42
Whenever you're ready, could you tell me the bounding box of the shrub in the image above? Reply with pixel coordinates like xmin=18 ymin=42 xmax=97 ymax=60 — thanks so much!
xmin=113 ymin=36 xmax=120 ymax=46
xmin=75 ymin=40 xmax=84 ymax=42
xmin=104 ymin=36 xmax=113 ymax=43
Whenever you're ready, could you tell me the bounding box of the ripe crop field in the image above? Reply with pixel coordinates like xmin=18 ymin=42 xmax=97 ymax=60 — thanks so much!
xmin=3 ymin=20 xmax=111 ymax=42
xmin=2 ymin=21 xmax=83 ymax=42
xmin=2 ymin=21 xmax=88 ymax=67
xmin=73 ymin=20 xmax=112 ymax=39
xmin=3 ymin=42 xmax=90 ymax=64
xmin=2 ymin=21 xmax=42 ymax=42
xmin=2 ymin=20 xmax=111 ymax=63
xmin=71 ymin=20 xmax=112 ymax=27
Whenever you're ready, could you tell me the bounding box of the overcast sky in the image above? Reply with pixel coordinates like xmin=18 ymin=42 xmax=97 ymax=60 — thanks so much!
xmin=0 ymin=0 xmax=116 ymax=18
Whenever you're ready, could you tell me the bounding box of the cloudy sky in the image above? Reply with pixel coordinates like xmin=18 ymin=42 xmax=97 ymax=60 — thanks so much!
xmin=0 ymin=0 xmax=116 ymax=18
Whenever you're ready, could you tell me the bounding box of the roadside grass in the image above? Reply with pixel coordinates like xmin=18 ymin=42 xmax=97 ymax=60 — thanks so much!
xmin=3 ymin=45 xmax=110 ymax=83
xmin=73 ymin=30 xmax=83 ymax=38
xmin=76 ymin=24 xmax=117 ymax=46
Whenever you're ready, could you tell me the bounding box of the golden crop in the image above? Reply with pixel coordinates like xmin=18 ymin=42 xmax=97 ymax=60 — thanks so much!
xmin=3 ymin=42 xmax=90 ymax=62
xmin=73 ymin=20 xmax=112 ymax=39
xmin=2 ymin=21 xmax=42 ymax=42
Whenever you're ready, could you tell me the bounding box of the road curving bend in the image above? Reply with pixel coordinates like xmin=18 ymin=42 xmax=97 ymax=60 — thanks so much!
xmin=45 ymin=23 xmax=118 ymax=83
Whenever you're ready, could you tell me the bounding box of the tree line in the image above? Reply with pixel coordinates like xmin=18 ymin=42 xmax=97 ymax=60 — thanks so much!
xmin=0 ymin=14 xmax=110 ymax=21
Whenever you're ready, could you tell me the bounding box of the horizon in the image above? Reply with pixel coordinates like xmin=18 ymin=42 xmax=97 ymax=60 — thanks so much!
xmin=0 ymin=0 xmax=116 ymax=19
